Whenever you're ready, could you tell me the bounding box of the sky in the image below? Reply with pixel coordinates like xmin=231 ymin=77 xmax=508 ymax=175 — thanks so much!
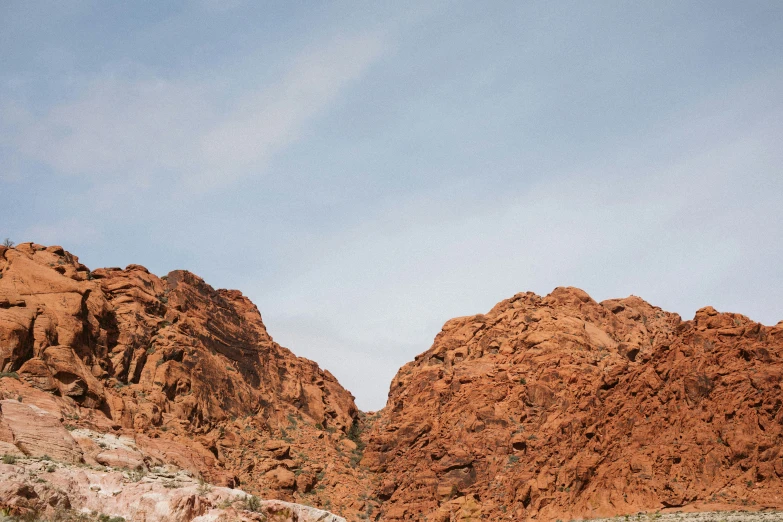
xmin=1 ymin=1 xmax=782 ymax=410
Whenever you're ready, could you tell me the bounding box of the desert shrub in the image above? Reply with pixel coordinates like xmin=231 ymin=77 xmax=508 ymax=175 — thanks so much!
xmin=197 ymin=477 xmax=212 ymax=496
xmin=349 ymin=453 xmax=362 ymax=468
xmin=245 ymin=495 xmax=262 ymax=512
xmin=126 ymin=468 xmax=146 ymax=482
xmin=2 ymin=454 xmax=17 ymax=464
xmin=347 ymin=419 xmax=365 ymax=451
xmin=98 ymin=515 xmax=126 ymax=522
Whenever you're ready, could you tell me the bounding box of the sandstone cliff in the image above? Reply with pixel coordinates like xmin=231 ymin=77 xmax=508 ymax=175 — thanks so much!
xmin=0 ymin=243 xmax=373 ymax=519
xmin=364 ymin=287 xmax=783 ymax=521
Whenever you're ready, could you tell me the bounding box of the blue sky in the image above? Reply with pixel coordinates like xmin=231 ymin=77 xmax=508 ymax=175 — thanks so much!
xmin=1 ymin=1 xmax=782 ymax=410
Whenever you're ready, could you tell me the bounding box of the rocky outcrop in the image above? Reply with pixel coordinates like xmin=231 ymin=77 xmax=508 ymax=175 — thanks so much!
xmin=364 ymin=287 xmax=783 ymax=521
xmin=0 ymin=456 xmax=346 ymax=521
xmin=5 ymin=241 xmax=783 ymax=521
xmin=0 ymin=399 xmax=83 ymax=463
xmin=0 ymin=243 xmax=370 ymax=518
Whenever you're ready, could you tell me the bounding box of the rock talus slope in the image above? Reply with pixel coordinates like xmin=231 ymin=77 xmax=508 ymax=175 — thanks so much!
xmin=0 ymin=243 xmax=371 ymax=520
xmin=364 ymin=287 xmax=783 ymax=521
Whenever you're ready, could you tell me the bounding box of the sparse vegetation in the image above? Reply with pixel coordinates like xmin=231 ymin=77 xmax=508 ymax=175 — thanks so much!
xmin=2 ymin=238 xmax=14 ymax=248
xmin=350 ymin=452 xmax=363 ymax=468
xmin=97 ymin=515 xmax=126 ymax=522
xmin=126 ymin=468 xmax=147 ymax=482
xmin=245 ymin=494 xmax=262 ymax=512
xmin=197 ymin=476 xmax=212 ymax=495
xmin=347 ymin=419 xmax=365 ymax=449
xmin=2 ymin=454 xmax=17 ymax=464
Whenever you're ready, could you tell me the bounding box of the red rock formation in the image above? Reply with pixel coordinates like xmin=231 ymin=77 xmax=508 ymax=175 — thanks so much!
xmin=5 ymin=242 xmax=783 ymax=521
xmin=0 ymin=243 xmax=371 ymax=518
xmin=364 ymin=287 xmax=783 ymax=520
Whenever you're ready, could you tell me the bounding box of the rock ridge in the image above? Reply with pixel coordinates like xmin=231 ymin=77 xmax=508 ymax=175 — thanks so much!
xmin=364 ymin=286 xmax=783 ymax=520
xmin=3 ymin=242 xmax=783 ymax=522
xmin=0 ymin=242 xmax=371 ymax=519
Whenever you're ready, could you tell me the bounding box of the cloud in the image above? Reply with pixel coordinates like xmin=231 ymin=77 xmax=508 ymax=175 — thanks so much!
xmin=13 ymin=74 xmax=212 ymax=180
xmin=4 ymin=32 xmax=388 ymax=192
xmin=194 ymin=33 xmax=387 ymax=190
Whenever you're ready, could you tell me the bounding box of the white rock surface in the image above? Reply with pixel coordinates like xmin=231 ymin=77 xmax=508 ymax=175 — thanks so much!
xmin=0 ymin=457 xmax=346 ymax=522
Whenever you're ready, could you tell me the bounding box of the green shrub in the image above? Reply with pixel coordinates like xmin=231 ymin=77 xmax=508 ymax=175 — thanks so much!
xmin=2 ymin=455 xmax=16 ymax=464
xmin=2 ymin=454 xmax=17 ymax=464
xmin=245 ymin=495 xmax=262 ymax=512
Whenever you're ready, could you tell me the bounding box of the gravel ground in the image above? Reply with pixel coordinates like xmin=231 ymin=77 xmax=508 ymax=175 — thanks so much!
xmin=587 ymin=511 xmax=783 ymax=522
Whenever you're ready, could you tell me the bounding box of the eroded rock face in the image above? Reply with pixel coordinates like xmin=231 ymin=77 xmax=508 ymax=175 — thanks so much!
xmin=0 ymin=457 xmax=346 ymax=522
xmin=364 ymin=287 xmax=783 ymax=521
xmin=5 ymin=242 xmax=783 ymax=521
xmin=0 ymin=243 xmax=369 ymax=518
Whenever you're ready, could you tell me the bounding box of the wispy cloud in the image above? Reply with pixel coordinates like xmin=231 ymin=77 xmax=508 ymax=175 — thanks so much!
xmin=195 ymin=33 xmax=386 ymax=190
xmin=3 ymin=32 xmax=388 ymax=193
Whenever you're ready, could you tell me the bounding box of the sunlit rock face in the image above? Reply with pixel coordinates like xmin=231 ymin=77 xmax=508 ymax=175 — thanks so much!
xmin=364 ymin=287 xmax=783 ymax=521
xmin=0 ymin=242 xmax=370 ymax=519
xmin=4 ymin=242 xmax=783 ymax=522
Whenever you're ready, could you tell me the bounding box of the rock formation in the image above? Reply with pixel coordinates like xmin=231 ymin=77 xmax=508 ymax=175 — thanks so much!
xmin=0 ymin=243 xmax=372 ymax=520
xmin=0 ymin=455 xmax=346 ymax=521
xmin=363 ymin=287 xmax=783 ymax=521
xmin=3 ymin=242 xmax=783 ymax=522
